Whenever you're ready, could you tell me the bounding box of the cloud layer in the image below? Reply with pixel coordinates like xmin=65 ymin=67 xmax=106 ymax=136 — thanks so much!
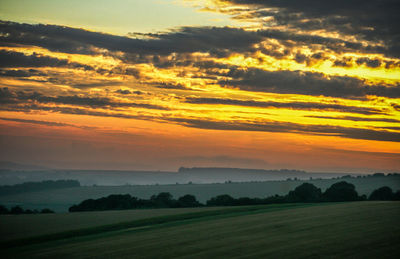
xmin=0 ymin=0 xmax=399 ymax=145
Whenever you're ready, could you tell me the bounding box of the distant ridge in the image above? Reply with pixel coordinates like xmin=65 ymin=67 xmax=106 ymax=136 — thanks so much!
xmin=178 ymin=167 xmax=307 ymax=174
xmin=0 ymin=161 xmax=49 ymax=171
xmin=0 ymin=165 xmax=360 ymax=186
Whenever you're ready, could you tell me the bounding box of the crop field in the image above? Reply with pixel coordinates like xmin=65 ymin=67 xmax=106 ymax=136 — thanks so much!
xmin=0 ymin=206 xmax=235 ymax=242
xmin=1 ymin=176 xmax=399 ymax=212
xmin=2 ymin=201 xmax=400 ymax=258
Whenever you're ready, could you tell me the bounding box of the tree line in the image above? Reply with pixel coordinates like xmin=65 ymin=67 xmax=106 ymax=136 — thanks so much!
xmin=69 ymin=181 xmax=400 ymax=212
xmin=0 ymin=205 xmax=54 ymax=215
xmin=0 ymin=180 xmax=80 ymax=195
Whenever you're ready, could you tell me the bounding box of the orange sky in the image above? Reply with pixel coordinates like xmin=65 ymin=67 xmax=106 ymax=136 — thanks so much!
xmin=0 ymin=0 xmax=399 ymax=172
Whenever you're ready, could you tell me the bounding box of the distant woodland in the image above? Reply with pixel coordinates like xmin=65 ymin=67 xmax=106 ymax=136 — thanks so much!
xmin=0 ymin=180 xmax=80 ymax=195
xmin=68 ymin=182 xmax=400 ymax=212
xmin=0 ymin=205 xmax=54 ymax=215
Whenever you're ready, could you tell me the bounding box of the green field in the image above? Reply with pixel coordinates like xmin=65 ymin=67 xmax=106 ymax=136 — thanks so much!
xmin=1 ymin=176 xmax=399 ymax=212
xmin=0 ymin=206 xmax=237 ymax=242
xmin=2 ymin=202 xmax=399 ymax=258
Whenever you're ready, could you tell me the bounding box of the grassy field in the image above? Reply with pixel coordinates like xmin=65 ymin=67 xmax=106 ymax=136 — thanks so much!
xmin=0 ymin=206 xmax=239 ymax=242
xmin=1 ymin=176 xmax=399 ymax=212
xmin=2 ymin=201 xmax=399 ymax=258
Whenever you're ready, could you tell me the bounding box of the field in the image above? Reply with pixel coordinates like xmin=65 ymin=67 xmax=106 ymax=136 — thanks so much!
xmin=2 ymin=201 xmax=400 ymax=258
xmin=0 ymin=206 xmax=236 ymax=242
xmin=1 ymin=176 xmax=399 ymax=212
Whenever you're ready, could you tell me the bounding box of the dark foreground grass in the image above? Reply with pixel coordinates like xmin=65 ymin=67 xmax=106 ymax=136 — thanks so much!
xmin=0 ymin=206 xmax=245 ymax=242
xmin=3 ymin=201 xmax=400 ymax=258
xmin=0 ymin=203 xmax=313 ymax=248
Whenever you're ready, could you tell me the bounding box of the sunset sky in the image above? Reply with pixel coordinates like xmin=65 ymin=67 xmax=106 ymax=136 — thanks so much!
xmin=0 ymin=0 xmax=399 ymax=172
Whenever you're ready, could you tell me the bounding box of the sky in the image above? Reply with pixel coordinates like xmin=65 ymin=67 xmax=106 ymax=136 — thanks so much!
xmin=0 ymin=0 xmax=399 ymax=172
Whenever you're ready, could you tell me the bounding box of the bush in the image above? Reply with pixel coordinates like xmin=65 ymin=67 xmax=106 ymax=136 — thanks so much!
xmin=177 ymin=194 xmax=201 ymax=207
xmin=10 ymin=206 xmax=24 ymax=214
xmin=151 ymin=192 xmax=175 ymax=208
xmin=0 ymin=205 xmax=9 ymax=214
xmin=323 ymin=181 xmax=359 ymax=202
xmin=69 ymin=192 xmax=201 ymax=212
xmin=287 ymin=183 xmax=322 ymax=202
xmin=40 ymin=208 xmax=55 ymax=213
xmin=369 ymin=186 xmax=394 ymax=200
xmin=394 ymin=190 xmax=400 ymax=201
xmin=206 ymin=195 xmax=235 ymax=206
xmin=68 ymin=183 xmax=397 ymax=213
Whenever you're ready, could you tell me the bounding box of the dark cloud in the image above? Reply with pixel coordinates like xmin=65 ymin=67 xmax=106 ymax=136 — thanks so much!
xmin=294 ymin=52 xmax=307 ymax=64
xmin=124 ymin=68 xmax=141 ymax=78
xmin=0 ymin=117 xmax=93 ymax=129
xmin=185 ymin=97 xmax=385 ymax=115
xmin=0 ymin=87 xmax=16 ymax=104
xmin=1 ymin=19 xmax=395 ymax=74
xmin=168 ymin=117 xmax=400 ymax=142
xmin=114 ymin=89 xmax=145 ymax=95
xmin=219 ymin=67 xmax=400 ymax=98
xmin=2 ymin=20 xmax=368 ymax=63
xmin=153 ymin=82 xmax=193 ymax=90
xmin=0 ymin=50 xmax=143 ymax=87
xmin=0 ymin=87 xmax=168 ymax=110
xmin=391 ymin=103 xmax=400 ymax=111
xmin=115 ymin=89 xmax=132 ymax=95
xmin=0 ymin=104 xmax=155 ymax=122
xmin=258 ymin=29 xmax=379 ymax=55
xmin=306 ymin=115 xmax=400 ymax=123
xmin=0 ymin=50 xmax=93 ymax=70
xmin=220 ymin=0 xmax=400 ymax=58
xmin=0 ymin=21 xmax=261 ymax=56
xmin=383 ymin=126 xmax=400 ymax=131
xmin=2 ymin=87 xmax=398 ymax=142
xmin=133 ymin=26 xmax=262 ymax=55
xmin=67 ymin=81 xmax=122 ymax=89
xmin=333 ymin=57 xmax=353 ymax=67
xmin=356 ymin=57 xmax=381 ymax=68
xmin=385 ymin=60 xmax=400 ymax=69
xmin=0 ymin=68 xmax=46 ymax=77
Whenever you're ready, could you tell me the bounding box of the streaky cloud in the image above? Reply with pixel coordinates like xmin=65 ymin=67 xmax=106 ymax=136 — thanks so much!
xmin=185 ymin=97 xmax=386 ymax=115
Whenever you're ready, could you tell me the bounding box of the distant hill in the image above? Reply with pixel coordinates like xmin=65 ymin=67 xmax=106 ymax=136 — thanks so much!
xmin=0 ymin=166 xmax=358 ymax=186
xmin=0 ymin=180 xmax=81 ymax=195
xmin=178 ymin=167 xmax=353 ymax=183
xmin=0 ymin=161 xmax=49 ymax=171
xmin=179 ymin=167 xmax=307 ymax=174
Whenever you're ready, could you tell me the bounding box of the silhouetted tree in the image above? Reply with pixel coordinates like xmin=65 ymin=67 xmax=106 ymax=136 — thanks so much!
xmin=0 ymin=205 xmax=55 ymax=214
xmin=0 ymin=205 xmax=9 ymax=214
xmin=323 ymin=181 xmax=359 ymax=202
xmin=40 ymin=208 xmax=55 ymax=213
xmin=287 ymin=183 xmax=322 ymax=202
xmin=394 ymin=190 xmax=400 ymax=201
xmin=177 ymin=194 xmax=201 ymax=207
xmin=104 ymin=194 xmax=133 ymax=210
xmin=25 ymin=209 xmax=34 ymax=214
xmin=151 ymin=192 xmax=175 ymax=207
xmin=359 ymin=194 xmax=367 ymax=201
xmin=369 ymin=186 xmax=394 ymax=200
xmin=67 ymin=183 xmax=396 ymax=213
xmin=263 ymin=194 xmax=286 ymax=204
xmin=206 ymin=194 xmax=235 ymax=206
xmin=236 ymin=197 xmax=261 ymax=206
xmin=10 ymin=206 xmax=24 ymax=214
